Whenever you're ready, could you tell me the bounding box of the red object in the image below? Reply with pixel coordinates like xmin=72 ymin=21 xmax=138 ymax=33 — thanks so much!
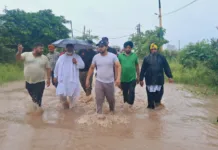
xmin=60 ymin=51 xmax=65 ymax=56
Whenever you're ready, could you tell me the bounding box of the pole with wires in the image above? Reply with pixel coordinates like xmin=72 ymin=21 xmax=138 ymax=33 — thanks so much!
xmin=158 ymin=0 xmax=163 ymax=51
xmin=69 ymin=20 xmax=73 ymax=38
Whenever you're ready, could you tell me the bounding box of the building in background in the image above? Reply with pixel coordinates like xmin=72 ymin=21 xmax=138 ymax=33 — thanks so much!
xmin=166 ymin=44 xmax=177 ymax=51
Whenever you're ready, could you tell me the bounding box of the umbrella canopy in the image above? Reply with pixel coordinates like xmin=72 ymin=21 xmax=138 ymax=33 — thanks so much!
xmin=52 ymin=38 xmax=95 ymax=50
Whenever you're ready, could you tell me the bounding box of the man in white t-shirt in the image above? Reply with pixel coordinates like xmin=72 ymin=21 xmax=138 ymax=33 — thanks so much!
xmin=16 ymin=43 xmax=51 ymax=113
xmin=86 ymin=40 xmax=121 ymax=119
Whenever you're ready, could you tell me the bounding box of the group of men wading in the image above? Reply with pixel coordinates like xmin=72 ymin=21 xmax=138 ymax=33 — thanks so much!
xmin=16 ymin=37 xmax=173 ymax=118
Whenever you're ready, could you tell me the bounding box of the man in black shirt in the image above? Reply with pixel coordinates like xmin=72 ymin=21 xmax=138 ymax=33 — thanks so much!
xmin=78 ymin=40 xmax=97 ymax=102
xmin=102 ymin=37 xmax=117 ymax=55
xmin=139 ymin=43 xmax=174 ymax=109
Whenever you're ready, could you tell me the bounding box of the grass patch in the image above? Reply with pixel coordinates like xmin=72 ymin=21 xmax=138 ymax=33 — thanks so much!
xmin=169 ymin=61 xmax=218 ymax=95
xmin=0 ymin=63 xmax=23 ymax=85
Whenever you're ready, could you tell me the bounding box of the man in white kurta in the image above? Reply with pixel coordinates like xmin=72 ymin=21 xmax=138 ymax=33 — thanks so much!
xmin=54 ymin=44 xmax=85 ymax=109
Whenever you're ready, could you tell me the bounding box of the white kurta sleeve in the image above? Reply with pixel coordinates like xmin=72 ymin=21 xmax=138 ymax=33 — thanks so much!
xmin=54 ymin=58 xmax=60 ymax=78
xmin=76 ymin=56 xmax=85 ymax=69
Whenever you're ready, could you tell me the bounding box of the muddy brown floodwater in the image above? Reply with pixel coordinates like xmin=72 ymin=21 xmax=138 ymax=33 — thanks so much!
xmin=0 ymin=81 xmax=218 ymax=150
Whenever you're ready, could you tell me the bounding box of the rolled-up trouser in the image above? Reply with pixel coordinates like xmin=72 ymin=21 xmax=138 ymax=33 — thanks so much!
xmin=79 ymin=71 xmax=93 ymax=96
xmin=121 ymin=80 xmax=136 ymax=105
xmin=146 ymin=85 xmax=164 ymax=109
xmin=95 ymin=80 xmax=115 ymax=114
xmin=26 ymin=81 xmax=45 ymax=107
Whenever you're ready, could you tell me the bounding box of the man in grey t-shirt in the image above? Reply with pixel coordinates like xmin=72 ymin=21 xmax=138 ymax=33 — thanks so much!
xmin=86 ymin=40 xmax=121 ymax=119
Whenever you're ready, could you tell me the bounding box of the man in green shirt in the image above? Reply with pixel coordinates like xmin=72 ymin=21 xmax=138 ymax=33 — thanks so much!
xmin=118 ymin=41 xmax=140 ymax=108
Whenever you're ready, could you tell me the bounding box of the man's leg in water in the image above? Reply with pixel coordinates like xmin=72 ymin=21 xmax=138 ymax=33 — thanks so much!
xmin=121 ymin=82 xmax=129 ymax=103
xmin=104 ymin=82 xmax=115 ymax=113
xmin=79 ymin=71 xmax=87 ymax=93
xmin=26 ymin=81 xmax=45 ymax=107
xmin=68 ymin=84 xmax=80 ymax=108
xmin=35 ymin=81 xmax=45 ymax=107
xmin=146 ymin=87 xmax=155 ymax=109
xmin=128 ymin=80 xmax=136 ymax=106
xmin=60 ymin=95 xmax=69 ymax=109
xmin=95 ymin=80 xmax=105 ymax=114
xmin=51 ymin=71 xmax=58 ymax=88
xmin=154 ymin=86 xmax=164 ymax=106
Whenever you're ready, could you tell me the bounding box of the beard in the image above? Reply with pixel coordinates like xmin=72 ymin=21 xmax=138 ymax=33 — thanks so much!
xmin=36 ymin=52 xmax=42 ymax=56
xmin=66 ymin=51 xmax=73 ymax=55
xmin=99 ymin=50 xmax=106 ymax=54
xmin=125 ymin=51 xmax=131 ymax=54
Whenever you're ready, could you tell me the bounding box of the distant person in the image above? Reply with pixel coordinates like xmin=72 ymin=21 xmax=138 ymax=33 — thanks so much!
xmin=139 ymin=43 xmax=173 ymax=109
xmin=102 ymin=37 xmax=117 ymax=55
xmin=60 ymin=48 xmax=66 ymax=56
xmin=78 ymin=40 xmax=97 ymax=102
xmin=16 ymin=43 xmax=51 ymax=114
xmin=118 ymin=41 xmax=139 ymax=110
xmin=46 ymin=44 xmax=59 ymax=87
xmin=86 ymin=40 xmax=121 ymax=119
xmin=54 ymin=44 xmax=85 ymax=109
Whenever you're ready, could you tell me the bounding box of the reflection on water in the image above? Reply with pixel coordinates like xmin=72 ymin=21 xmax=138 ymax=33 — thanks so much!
xmin=0 ymin=81 xmax=218 ymax=150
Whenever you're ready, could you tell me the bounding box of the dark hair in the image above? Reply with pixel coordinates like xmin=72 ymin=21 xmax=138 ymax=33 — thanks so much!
xmin=102 ymin=37 xmax=109 ymax=42
xmin=33 ymin=43 xmax=44 ymax=48
xmin=87 ymin=40 xmax=94 ymax=44
xmin=66 ymin=44 xmax=74 ymax=48
xmin=124 ymin=41 xmax=134 ymax=48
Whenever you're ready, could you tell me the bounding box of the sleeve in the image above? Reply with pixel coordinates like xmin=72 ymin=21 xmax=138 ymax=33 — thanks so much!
xmin=21 ymin=52 xmax=27 ymax=60
xmin=92 ymin=55 xmax=97 ymax=65
xmin=118 ymin=54 xmax=121 ymax=62
xmin=135 ymin=55 xmax=139 ymax=65
xmin=76 ymin=55 xmax=85 ymax=69
xmin=45 ymin=56 xmax=51 ymax=69
xmin=162 ymin=56 xmax=173 ymax=78
xmin=139 ymin=57 xmax=147 ymax=81
xmin=54 ymin=58 xmax=60 ymax=78
xmin=113 ymin=54 xmax=119 ymax=63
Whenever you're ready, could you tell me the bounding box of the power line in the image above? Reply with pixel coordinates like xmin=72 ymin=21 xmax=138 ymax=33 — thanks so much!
xmin=109 ymin=34 xmax=132 ymax=39
xmin=163 ymin=0 xmax=199 ymax=16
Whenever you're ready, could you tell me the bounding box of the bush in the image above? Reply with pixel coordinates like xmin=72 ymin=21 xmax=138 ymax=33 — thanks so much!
xmin=0 ymin=63 xmax=23 ymax=85
xmin=0 ymin=44 xmax=16 ymax=63
xmin=169 ymin=61 xmax=218 ymax=90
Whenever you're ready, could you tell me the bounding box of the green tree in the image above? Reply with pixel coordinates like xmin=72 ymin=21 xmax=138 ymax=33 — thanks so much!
xmin=0 ymin=9 xmax=70 ymax=54
xmin=130 ymin=27 xmax=168 ymax=58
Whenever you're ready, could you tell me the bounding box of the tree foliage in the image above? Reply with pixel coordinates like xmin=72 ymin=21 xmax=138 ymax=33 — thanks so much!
xmin=179 ymin=39 xmax=218 ymax=72
xmin=0 ymin=9 xmax=70 ymax=54
xmin=129 ymin=27 xmax=169 ymax=57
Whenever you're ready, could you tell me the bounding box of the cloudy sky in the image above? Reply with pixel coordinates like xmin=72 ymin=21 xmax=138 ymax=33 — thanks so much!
xmin=0 ymin=0 xmax=217 ymax=48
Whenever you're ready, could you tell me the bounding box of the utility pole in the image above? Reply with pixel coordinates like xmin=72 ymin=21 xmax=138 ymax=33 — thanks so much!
xmin=83 ymin=26 xmax=86 ymax=40
xmin=3 ymin=5 xmax=7 ymax=12
xmin=136 ymin=24 xmax=141 ymax=34
xmin=69 ymin=20 xmax=73 ymax=38
xmin=158 ymin=0 xmax=163 ymax=28
xmin=158 ymin=0 xmax=163 ymax=51
xmin=87 ymin=29 xmax=91 ymax=39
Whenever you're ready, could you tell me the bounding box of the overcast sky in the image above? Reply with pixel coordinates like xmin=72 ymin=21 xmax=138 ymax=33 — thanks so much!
xmin=0 ymin=0 xmax=217 ymax=48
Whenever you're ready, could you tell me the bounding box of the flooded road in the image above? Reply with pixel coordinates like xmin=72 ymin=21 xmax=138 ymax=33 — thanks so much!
xmin=0 ymin=81 xmax=218 ymax=150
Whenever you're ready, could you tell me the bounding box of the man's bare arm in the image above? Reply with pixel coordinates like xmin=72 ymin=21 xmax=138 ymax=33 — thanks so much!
xmin=115 ymin=61 xmax=121 ymax=81
xmin=16 ymin=52 xmax=22 ymax=61
xmin=136 ymin=64 xmax=140 ymax=82
xmin=16 ymin=44 xmax=24 ymax=61
xmin=46 ymin=68 xmax=51 ymax=80
xmin=87 ymin=64 xmax=95 ymax=81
